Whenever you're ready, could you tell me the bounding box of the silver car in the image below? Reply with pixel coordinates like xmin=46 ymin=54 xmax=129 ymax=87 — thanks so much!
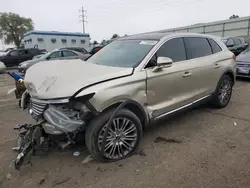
xmin=23 ymin=33 xmax=235 ymax=162
xmin=236 ymin=48 xmax=250 ymax=78
xmin=18 ymin=49 xmax=90 ymax=73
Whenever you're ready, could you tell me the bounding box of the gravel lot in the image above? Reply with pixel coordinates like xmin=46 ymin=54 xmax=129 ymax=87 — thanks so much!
xmin=0 ymin=72 xmax=250 ymax=188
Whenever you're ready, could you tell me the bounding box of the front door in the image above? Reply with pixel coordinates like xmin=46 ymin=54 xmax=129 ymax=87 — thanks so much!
xmin=146 ymin=37 xmax=194 ymax=117
xmin=19 ymin=50 xmax=31 ymax=63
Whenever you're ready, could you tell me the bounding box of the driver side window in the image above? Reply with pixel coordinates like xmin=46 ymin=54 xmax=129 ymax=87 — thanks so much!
xmin=145 ymin=37 xmax=186 ymax=68
xmin=9 ymin=51 xmax=19 ymax=56
xmin=48 ymin=51 xmax=62 ymax=59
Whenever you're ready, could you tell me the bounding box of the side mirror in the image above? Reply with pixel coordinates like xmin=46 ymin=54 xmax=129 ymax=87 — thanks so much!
xmin=152 ymin=57 xmax=173 ymax=72
xmin=46 ymin=56 xmax=50 ymax=60
xmin=153 ymin=57 xmax=173 ymax=72
xmin=157 ymin=57 xmax=173 ymax=66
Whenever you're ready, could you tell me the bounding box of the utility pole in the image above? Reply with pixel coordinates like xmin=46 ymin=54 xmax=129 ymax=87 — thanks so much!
xmin=79 ymin=7 xmax=87 ymax=34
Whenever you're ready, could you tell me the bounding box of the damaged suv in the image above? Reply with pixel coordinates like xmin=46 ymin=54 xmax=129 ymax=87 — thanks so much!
xmin=20 ymin=33 xmax=235 ymax=164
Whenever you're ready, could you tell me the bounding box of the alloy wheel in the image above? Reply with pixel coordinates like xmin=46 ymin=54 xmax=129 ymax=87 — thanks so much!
xmin=218 ymin=79 xmax=232 ymax=105
xmin=98 ymin=117 xmax=138 ymax=160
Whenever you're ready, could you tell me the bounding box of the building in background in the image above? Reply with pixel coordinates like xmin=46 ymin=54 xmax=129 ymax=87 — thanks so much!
xmin=22 ymin=30 xmax=90 ymax=51
xmin=149 ymin=16 xmax=250 ymax=42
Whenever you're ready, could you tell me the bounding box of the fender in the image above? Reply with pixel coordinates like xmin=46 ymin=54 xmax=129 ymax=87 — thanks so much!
xmin=101 ymin=99 xmax=150 ymax=127
xmin=221 ymin=68 xmax=236 ymax=85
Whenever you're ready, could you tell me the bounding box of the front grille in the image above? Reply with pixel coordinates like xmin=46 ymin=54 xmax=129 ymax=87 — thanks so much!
xmin=30 ymin=98 xmax=47 ymax=117
xmin=237 ymin=63 xmax=250 ymax=67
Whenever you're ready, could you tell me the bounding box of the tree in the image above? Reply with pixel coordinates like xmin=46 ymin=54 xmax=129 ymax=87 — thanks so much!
xmin=93 ymin=40 xmax=98 ymax=45
xmin=229 ymin=15 xmax=239 ymax=19
xmin=111 ymin=33 xmax=119 ymax=39
xmin=0 ymin=12 xmax=34 ymax=48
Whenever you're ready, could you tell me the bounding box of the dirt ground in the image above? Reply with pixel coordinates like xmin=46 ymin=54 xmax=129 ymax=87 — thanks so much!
xmin=0 ymin=72 xmax=250 ymax=188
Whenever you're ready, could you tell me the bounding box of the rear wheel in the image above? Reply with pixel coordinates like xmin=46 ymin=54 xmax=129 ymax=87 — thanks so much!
xmin=85 ymin=109 xmax=142 ymax=162
xmin=211 ymin=75 xmax=233 ymax=108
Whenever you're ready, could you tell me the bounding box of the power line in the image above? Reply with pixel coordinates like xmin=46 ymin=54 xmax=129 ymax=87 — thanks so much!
xmin=79 ymin=7 xmax=87 ymax=33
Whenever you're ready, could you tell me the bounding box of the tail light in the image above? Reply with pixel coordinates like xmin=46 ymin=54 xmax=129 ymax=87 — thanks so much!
xmin=232 ymin=55 xmax=236 ymax=62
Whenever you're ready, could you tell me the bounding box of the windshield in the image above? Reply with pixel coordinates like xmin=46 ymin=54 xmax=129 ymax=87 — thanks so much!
xmin=87 ymin=40 xmax=157 ymax=68
xmin=32 ymin=54 xmax=43 ymax=60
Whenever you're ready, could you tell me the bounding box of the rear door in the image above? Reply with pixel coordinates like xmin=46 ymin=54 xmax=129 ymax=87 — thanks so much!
xmin=183 ymin=37 xmax=214 ymax=98
xmin=207 ymin=38 xmax=225 ymax=90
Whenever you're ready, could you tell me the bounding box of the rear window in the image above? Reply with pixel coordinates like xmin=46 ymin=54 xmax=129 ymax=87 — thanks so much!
xmin=208 ymin=39 xmax=222 ymax=54
xmin=233 ymin=38 xmax=241 ymax=45
xmin=184 ymin=37 xmax=212 ymax=59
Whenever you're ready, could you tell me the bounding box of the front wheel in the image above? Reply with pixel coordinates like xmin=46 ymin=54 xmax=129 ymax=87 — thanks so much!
xmin=211 ymin=75 xmax=233 ymax=108
xmin=85 ymin=109 xmax=142 ymax=162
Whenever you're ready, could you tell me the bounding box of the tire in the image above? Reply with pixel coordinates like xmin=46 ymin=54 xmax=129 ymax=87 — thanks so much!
xmin=211 ymin=74 xmax=233 ymax=108
xmin=85 ymin=108 xmax=143 ymax=162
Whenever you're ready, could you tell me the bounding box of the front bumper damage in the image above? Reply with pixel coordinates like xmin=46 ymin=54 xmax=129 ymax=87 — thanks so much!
xmin=13 ymin=100 xmax=130 ymax=170
xmin=13 ymin=122 xmax=44 ymax=170
xmin=13 ymin=96 xmax=96 ymax=170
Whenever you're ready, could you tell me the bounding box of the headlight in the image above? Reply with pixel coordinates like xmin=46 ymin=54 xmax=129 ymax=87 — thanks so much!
xmin=19 ymin=63 xmax=28 ymax=67
xmin=31 ymin=97 xmax=69 ymax=104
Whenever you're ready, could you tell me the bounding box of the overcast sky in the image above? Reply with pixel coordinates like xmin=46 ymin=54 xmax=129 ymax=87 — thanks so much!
xmin=1 ymin=0 xmax=250 ymax=49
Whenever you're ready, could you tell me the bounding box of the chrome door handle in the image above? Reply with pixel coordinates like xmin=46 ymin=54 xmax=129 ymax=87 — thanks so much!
xmin=214 ymin=63 xmax=221 ymax=68
xmin=183 ymin=72 xmax=192 ymax=77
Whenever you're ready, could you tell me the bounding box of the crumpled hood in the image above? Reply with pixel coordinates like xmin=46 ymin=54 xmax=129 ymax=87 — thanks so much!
xmin=24 ymin=59 xmax=133 ymax=99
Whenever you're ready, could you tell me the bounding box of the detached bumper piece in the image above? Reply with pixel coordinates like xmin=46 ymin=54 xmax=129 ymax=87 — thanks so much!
xmin=13 ymin=123 xmax=44 ymax=170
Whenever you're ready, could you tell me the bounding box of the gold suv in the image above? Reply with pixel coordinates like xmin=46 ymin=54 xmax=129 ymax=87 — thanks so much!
xmin=24 ymin=33 xmax=236 ymax=162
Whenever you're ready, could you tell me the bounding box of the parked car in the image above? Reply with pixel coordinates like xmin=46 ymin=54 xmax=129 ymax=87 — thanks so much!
xmin=32 ymin=53 xmax=46 ymax=60
xmin=0 ymin=61 xmax=6 ymax=73
xmin=20 ymin=33 xmax=235 ymax=164
xmin=239 ymin=37 xmax=249 ymax=50
xmin=236 ymin=48 xmax=250 ymax=78
xmin=222 ymin=37 xmax=248 ymax=55
xmin=60 ymin=47 xmax=89 ymax=55
xmin=18 ymin=49 xmax=88 ymax=73
xmin=0 ymin=51 xmax=7 ymax=57
xmin=0 ymin=48 xmax=44 ymax=67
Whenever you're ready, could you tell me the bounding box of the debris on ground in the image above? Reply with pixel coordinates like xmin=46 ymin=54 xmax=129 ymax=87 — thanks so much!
xmin=234 ymin=122 xmax=237 ymax=126
xmin=73 ymin=151 xmax=80 ymax=156
xmin=97 ymin=167 xmax=106 ymax=172
xmin=138 ymin=150 xmax=147 ymax=156
xmin=117 ymin=164 xmax=123 ymax=167
xmin=227 ymin=143 xmax=236 ymax=149
xmin=12 ymin=147 xmax=20 ymax=151
xmin=6 ymin=173 xmax=11 ymax=180
xmin=81 ymin=155 xmax=94 ymax=164
xmin=154 ymin=136 xmax=182 ymax=144
xmin=52 ymin=177 xmax=70 ymax=187
xmin=38 ymin=177 xmax=45 ymax=185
